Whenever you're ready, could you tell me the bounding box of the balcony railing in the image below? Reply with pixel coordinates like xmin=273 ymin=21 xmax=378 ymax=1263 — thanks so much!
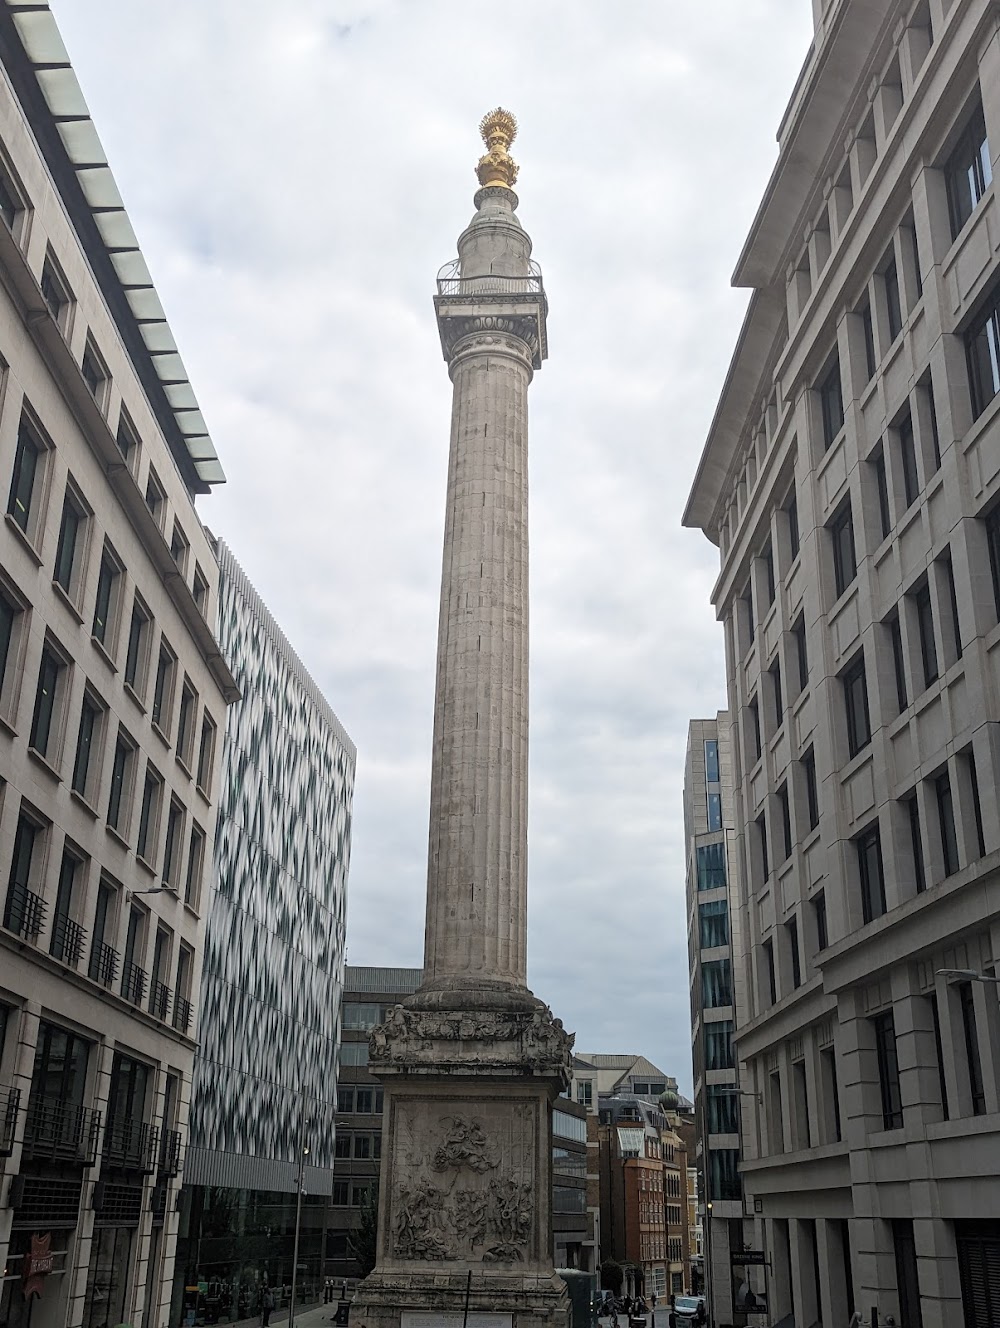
xmin=158 ymin=1127 xmax=182 ymax=1178
xmin=149 ymin=981 xmax=172 ymax=1021
xmin=103 ymin=1118 xmax=159 ymax=1173
xmin=435 ymin=257 xmax=543 ymax=299
xmin=50 ymin=915 xmax=87 ymax=967
xmin=0 ymin=1085 xmax=20 ymax=1156
xmin=22 ymin=1093 xmax=101 ymax=1166
xmin=172 ymin=996 xmax=192 ymax=1035
xmin=88 ymin=941 xmax=118 ymax=988
xmin=3 ymin=882 xmax=46 ymax=940
xmin=122 ymin=962 xmax=147 ymax=1007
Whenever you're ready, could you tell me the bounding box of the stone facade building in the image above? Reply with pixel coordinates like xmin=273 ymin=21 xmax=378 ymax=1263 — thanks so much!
xmin=685 ymin=1 xmax=1000 ymax=1324
xmin=0 ymin=6 xmax=236 ymax=1328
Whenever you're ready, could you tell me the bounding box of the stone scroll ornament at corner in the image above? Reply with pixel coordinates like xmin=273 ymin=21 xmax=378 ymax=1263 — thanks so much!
xmin=392 ymin=1115 xmax=534 ymax=1264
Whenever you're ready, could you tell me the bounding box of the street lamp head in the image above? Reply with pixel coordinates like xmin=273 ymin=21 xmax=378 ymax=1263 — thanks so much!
xmin=936 ymin=967 xmax=1000 ymax=983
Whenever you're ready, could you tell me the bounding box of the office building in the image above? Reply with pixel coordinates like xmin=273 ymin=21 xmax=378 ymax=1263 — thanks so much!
xmin=683 ymin=717 xmax=756 ymax=1324
xmin=684 ymin=2 xmax=1000 ymax=1325
xmin=0 ymin=5 xmax=236 ymax=1328
xmin=174 ymin=541 xmax=356 ymax=1322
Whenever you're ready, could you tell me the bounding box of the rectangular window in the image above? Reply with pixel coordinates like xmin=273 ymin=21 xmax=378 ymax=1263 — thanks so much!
xmin=907 ymin=794 xmax=926 ymax=893
xmin=116 ymin=410 xmax=138 ymax=465
xmin=176 ymin=680 xmax=197 ymax=767
xmin=936 ymin=770 xmax=959 ymax=876
xmin=696 ymin=842 xmax=726 ymax=890
xmin=0 ymin=587 xmax=21 ymax=701
xmin=124 ymin=598 xmax=151 ymax=693
xmin=924 ymin=374 xmax=941 ymax=471
xmin=107 ymin=729 xmax=134 ymax=833
xmin=54 ymin=490 xmax=84 ymax=594
xmin=762 ymin=541 xmax=775 ymax=606
xmin=987 ymin=505 xmax=1000 ymax=622
xmin=698 ymin=899 xmax=728 ymax=949
xmin=857 ymin=822 xmax=886 ymax=923
xmin=707 ymin=1085 xmax=739 ymax=1134
xmin=336 ymin=1088 xmax=354 ymax=1114
xmin=777 ymin=782 xmax=792 ymax=861
xmin=81 ymin=341 xmax=107 ymax=406
xmin=813 ymin=890 xmax=828 ymax=951
xmin=888 ymin=613 xmax=908 ymax=713
xmin=770 ymin=657 xmax=783 ymax=726
xmin=873 ymin=1010 xmax=903 ymax=1129
xmin=184 ymin=824 xmax=205 ymax=907
xmin=334 ymin=1132 xmax=351 ymax=1158
xmin=30 ymin=645 xmax=63 ymax=757
xmin=861 ymin=301 xmax=876 ymax=381
xmin=7 ymin=418 xmax=42 ymax=535
xmin=763 ymin=938 xmax=776 ymax=1005
xmin=959 ymin=982 xmax=986 ymax=1115
xmin=792 ymin=1058 xmax=811 ymax=1147
xmin=873 ymin=446 xmax=891 ymax=540
xmin=966 ymin=282 xmax=1000 ymax=418
xmin=743 ymin=579 xmax=755 ymax=644
xmin=332 ymin=1181 xmax=348 ymax=1206
xmin=708 ymin=1149 xmax=741 ymax=1201
xmin=756 ymin=811 xmax=769 ymax=883
xmin=964 ymin=749 xmax=986 ymax=859
xmin=820 ymin=1046 xmax=842 ymax=1142
xmin=705 ymin=1020 xmax=734 ymax=1070
xmin=913 ymin=582 xmax=939 ymax=687
xmin=701 ymin=959 xmax=732 ymax=1009
xmin=892 ymin=1220 xmax=923 ymax=1328
xmin=92 ymin=548 xmax=120 ymax=647
xmin=929 ymin=993 xmax=949 ymax=1120
xmin=843 ymin=653 xmax=872 ymax=757
xmin=787 ymin=914 xmax=801 ymax=989
xmin=169 ymin=523 xmax=188 ymax=572
xmin=940 ymin=552 xmax=962 ymax=663
xmin=748 ymin=695 xmax=761 ymax=762
xmin=704 ymin=739 xmax=719 ymax=784
xmin=50 ymin=848 xmax=83 ymax=964
xmin=144 ymin=469 xmax=165 ymax=527
xmin=707 ymin=791 xmax=722 ymax=832
xmin=831 ymin=501 xmax=857 ymax=598
xmin=820 ymin=357 xmax=845 ymax=448
xmin=197 ymin=713 xmax=216 ymax=791
xmin=162 ymin=801 xmax=184 ymax=889
xmin=793 ymin=615 xmax=808 ymax=693
xmin=884 ymin=255 xmax=903 ymax=342
xmin=899 ymin=413 xmax=919 ymax=508
xmin=192 ymin=564 xmax=209 ymax=615
xmin=151 ymin=641 xmax=175 ymax=734
xmin=787 ymin=493 xmax=800 ymax=560
xmin=0 ymin=163 xmax=20 ymax=231
xmin=945 ymin=101 xmax=992 ymax=239
xmin=4 ymin=814 xmax=41 ymax=937
xmin=72 ymin=693 xmax=101 ymax=798
xmin=136 ymin=767 xmax=161 ymax=865
xmin=802 ymin=747 xmax=819 ymax=831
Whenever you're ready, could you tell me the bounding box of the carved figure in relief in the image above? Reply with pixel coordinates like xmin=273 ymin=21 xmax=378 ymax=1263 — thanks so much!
xmin=432 ymin=1116 xmax=499 ymax=1174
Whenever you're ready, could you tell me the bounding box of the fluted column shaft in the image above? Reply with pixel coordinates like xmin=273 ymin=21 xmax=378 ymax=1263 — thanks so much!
xmin=424 ymin=332 xmax=532 ymax=985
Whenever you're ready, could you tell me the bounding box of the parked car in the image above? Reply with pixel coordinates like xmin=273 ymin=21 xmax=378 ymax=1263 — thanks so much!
xmin=671 ymin=1296 xmax=705 ymax=1327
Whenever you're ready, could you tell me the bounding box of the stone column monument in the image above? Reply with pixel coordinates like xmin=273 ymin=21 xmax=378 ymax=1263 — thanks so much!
xmin=351 ymin=111 xmax=573 ymax=1328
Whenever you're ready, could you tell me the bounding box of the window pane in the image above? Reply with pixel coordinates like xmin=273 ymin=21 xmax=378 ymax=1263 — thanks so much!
xmin=696 ymin=842 xmax=726 ymax=890
xmin=698 ymin=899 xmax=729 ymax=949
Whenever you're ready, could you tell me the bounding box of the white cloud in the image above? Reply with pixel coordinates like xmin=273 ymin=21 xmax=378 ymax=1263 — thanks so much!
xmin=52 ymin=0 xmax=815 ymax=1091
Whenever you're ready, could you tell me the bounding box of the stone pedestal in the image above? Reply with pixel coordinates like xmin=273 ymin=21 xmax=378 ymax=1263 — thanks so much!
xmin=350 ymin=988 xmax=572 ymax=1328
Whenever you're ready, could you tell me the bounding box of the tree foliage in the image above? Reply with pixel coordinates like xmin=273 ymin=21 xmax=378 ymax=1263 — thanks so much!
xmin=348 ymin=1184 xmax=379 ymax=1277
xmin=600 ymin=1260 xmax=623 ymax=1294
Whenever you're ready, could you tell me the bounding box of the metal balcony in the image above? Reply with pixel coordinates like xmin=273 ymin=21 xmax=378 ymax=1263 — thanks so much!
xmin=103 ymin=1118 xmax=159 ymax=1173
xmin=50 ymin=915 xmax=86 ymax=967
xmin=3 ymin=882 xmax=46 ymax=940
xmin=158 ymin=1127 xmax=182 ymax=1178
xmin=122 ymin=962 xmax=147 ymax=1007
xmin=172 ymin=996 xmax=192 ymax=1035
xmin=0 ymin=1084 xmax=20 ymax=1155
xmin=88 ymin=940 xmax=118 ymax=988
xmin=22 ymin=1093 xmax=101 ymax=1166
xmin=435 ymin=257 xmax=544 ymax=298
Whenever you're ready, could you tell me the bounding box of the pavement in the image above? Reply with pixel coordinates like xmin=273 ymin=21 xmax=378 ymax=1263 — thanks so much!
xmin=217 ymin=1300 xmax=349 ymax=1328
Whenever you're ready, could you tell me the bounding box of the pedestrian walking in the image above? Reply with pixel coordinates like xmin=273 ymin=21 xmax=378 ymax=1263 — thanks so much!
xmin=260 ymin=1286 xmax=275 ymax=1328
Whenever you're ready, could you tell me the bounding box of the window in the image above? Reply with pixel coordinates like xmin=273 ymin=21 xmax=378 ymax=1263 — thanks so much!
xmin=332 ymin=1181 xmax=348 ymax=1206
xmin=162 ymin=801 xmax=184 ymax=889
xmin=698 ymin=899 xmax=728 ymax=949
xmin=786 ymin=493 xmax=799 ymax=560
xmin=792 ymin=615 xmax=808 ymax=693
xmin=196 ymin=713 xmax=216 ymax=791
xmin=176 ymin=679 xmax=197 ymax=767
xmin=748 ymin=695 xmax=761 ymax=762
xmin=40 ymin=252 xmax=71 ymax=329
xmin=763 ymin=938 xmax=776 ymax=1006
xmin=136 ymin=766 xmax=162 ymax=865
xmin=340 ymin=1042 xmax=369 ymax=1067
xmin=935 ymin=770 xmax=959 ymax=876
xmin=830 ymin=501 xmax=857 ymax=598
xmin=107 ymin=729 xmax=135 ymax=834
xmin=843 ymin=654 xmax=871 ymax=757
xmin=872 ymin=446 xmax=891 ymax=540
xmin=964 ymin=749 xmax=986 ymax=859
xmin=0 ymin=161 xmax=23 ymax=233
xmin=702 ymin=959 xmax=731 ymax=1008
xmin=769 ymin=658 xmax=783 ymax=727
xmin=30 ymin=644 xmax=64 ymax=758
xmin=898 ymin=413 xmax=919 ymax=508
xmin=192 ymin=564 xmax=209 ymax=614
xmin=707 ymin=1085 xmax=739 ymax=1134
xmin=742 ymin=579 xmax=755 ymax=645
xmin=887 ymin=613 xmax=907 ymax=713
xmin=707 ymin=792 xmax=722 ymax=832
xmin=704 ymin=739 xmax=720 ymax=784
xmin=812 ymin=890 xmax=828 ymax=951
xmin=92 ymin=547 xmax=120 ymax=648
xmin=988 ymin=505 xmax=1000 ymax=622
xmin=50 ymin=849 xmax=83 ymax=964
xmin=857 ymin=822 xmax=886 ymax=924
xmin=777 ymin=783 xmax=792 ymax=861
xmin=354 ymin=1134 xmax=372 ymax=1160
xmin=696 ymin=842 xmax=726 ymax=889
xmin=144 ymin=469 xmax=165 ymax=527
xmin=184 ymin=823 xmax=205 ymax=907
xmin=958 ymin=982 xmax=986 ymax=1116
xmin=335 ymin=1132 xmax=351 ymax=1159
xmin=0 ymin=585 xmax=23 ymax=707
xmin=4 ymin=814 xmax=41 ymax=937
xmin=883 ymin=253 xmax=903 ymax=342
xmin=929 ymin=994 xmax=949 ymax=1120
xmin=923 ymin=374 xmax=941 ymax=471
xmin=708 ymin=1148 xmax=741 ymax=1201
xmin=54 ymin=487 xmax=86 ymax=597
xmin=912 ymin=581 xmax=939 ymax=687
xmin=116 ymin=410 xmax=138 ymax=466
xmin=873 ymin=1010 xmax=903 ymax=1129
xmin=820 ymin=1046 xmax=842 ymax=1143
xmin=81 ymin=341 xmax=107 ymax=406
xmin=966 ymin=282 xmax=1000 ymax=418
xmin=892 ymin=1221 xmax=923 ymax=1328
xmin=762 ymin=541 xmax=775 ymax=606
xmin=792 ymin=1058 xmax=810 ymax=1147
xmin=802 ymin=747 xmax=819 ymax=831
xmin=7 ymin=417 xmax=43 ymax=536
xmin=576 ymin=1080 xmax=593 ymax=1108
xmin=705 ymin=1021 xmax=734 ymax=1070
xmin=756 ymin=810 xmax=769 ymax=883
xmin=337 ymin=1088 xmax=354 ymax=1114
xmin=72 ymin=693 xmax=102 ymax=799
xmin=945 ymin=101 xmax=992 ymax=239
xmin=861 ymin=300 xmax=876 ymax=380
xmin=124 ymin=597 xmax=151 ymax=694
xmin=819 ymin=357 xmax=845 ymax=448
xmin=151 ymin=640 xmax=176 ymax=734
xmin=907 ymin=794 xmax=926 ymax=894
xmin=169 ymin=523 xmax=188 ymax=572
xmin=787 ymin=914 xmax=801 ymax=988
xmin=940 ymin=552 xmax=962 ymax=663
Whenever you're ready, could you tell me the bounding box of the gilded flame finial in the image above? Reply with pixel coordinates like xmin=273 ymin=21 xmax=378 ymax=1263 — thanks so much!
xmin=476 ymin=107 xmax=519 ymax=190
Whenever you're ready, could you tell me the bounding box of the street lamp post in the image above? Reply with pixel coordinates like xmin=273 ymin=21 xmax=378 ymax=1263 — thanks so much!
xmin=289 ymin=1116 xmax=310 ymax=1328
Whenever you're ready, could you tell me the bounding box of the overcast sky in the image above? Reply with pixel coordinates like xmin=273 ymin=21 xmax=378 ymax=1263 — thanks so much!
xmin=52 ymin=1 xmax=815 ymax=1093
